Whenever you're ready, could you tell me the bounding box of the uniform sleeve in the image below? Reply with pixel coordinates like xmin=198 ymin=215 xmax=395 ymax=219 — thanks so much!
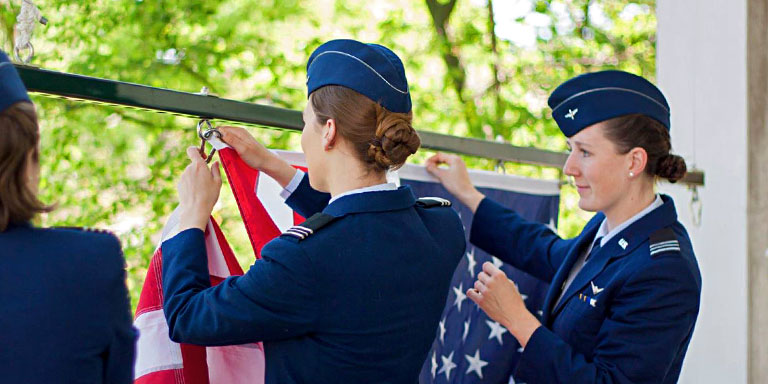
xmin=284 ymin=172 xmax=331 ymax=218
xmin=515 ymin=255 xmax=701 ymax=384
xmin=101 ymin=235 xmax=138 ymax=384
xmin=470 ymin=197 xmax=574 ymax=282
xmin=161 ymin=228 xmax=321 ymax=346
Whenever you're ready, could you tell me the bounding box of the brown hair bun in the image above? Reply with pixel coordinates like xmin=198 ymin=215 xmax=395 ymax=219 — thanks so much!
xmin=656 ymin=154 xmax=687 ymax=183
xmin=367 ymin=106 xmax=420 ymax=171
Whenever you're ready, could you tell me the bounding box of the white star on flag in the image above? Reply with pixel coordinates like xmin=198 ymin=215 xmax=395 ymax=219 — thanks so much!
xmin=465 ymin=349 xmax=489 ymax=379
xmin=463 ymin=319 xmax=470 ymax=342
xmin=438 ymin=351 xmax=457 ymax=380
xmin=430 ymin=351 xmax=438 ymax=378
xmin=514 ymin=282 xmax=528 ymax=301
xmin=466 ymin=248 xmax=477 ymax=277
xmin=439 ymin=319 xmax=446 ymax=344
xmin=486 ymin=320 xmax=508 ymax=345
xmin=492 ymin=256 xmax=503 ymax=269
xmin=453 ymin=283 xmax=467 ymax=312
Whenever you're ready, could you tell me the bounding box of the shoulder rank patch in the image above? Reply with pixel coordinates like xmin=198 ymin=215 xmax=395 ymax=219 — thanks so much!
xmin=416 ymin=197 xmax=452 ymax=208
xmin=281 ymin=212 xmax=337 ymax=241
xmin=649 ymin=227 xmax=681 ymax=257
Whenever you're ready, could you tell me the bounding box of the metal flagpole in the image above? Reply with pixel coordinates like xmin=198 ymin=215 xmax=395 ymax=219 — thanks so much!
xmin=15 ymin=64 xmax=705 ymax=186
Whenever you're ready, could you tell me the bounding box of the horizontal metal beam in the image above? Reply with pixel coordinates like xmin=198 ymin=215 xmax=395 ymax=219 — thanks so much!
xmin=15 ymin=64 xmax=704 ymax=186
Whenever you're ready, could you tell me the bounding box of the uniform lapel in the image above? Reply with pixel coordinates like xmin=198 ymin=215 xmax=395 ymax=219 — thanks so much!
xmin=541 ymin=216 xmax=601 ymax=326
xmin=550 ymin=243 xmax=618 ymax=317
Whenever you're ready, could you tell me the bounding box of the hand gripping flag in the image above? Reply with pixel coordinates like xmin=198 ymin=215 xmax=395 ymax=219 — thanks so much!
xmin=133 ymin=144 xmax=306 ymax=384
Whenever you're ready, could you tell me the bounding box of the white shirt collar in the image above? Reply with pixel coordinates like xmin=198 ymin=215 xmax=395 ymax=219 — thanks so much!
xmin=593 ymin=194 xmax=664 ymax=247
xmin=328 ymin=182 xmax=398 ymax=204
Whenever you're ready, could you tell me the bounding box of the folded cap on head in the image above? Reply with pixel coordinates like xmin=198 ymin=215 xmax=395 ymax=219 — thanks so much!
xmin=548 ymin=70 xmax=670 ymax=137
xmin=0 ymin=50 xmax=31 ymax=114
xmin=306 ymin=39 xmax=411 ymax=113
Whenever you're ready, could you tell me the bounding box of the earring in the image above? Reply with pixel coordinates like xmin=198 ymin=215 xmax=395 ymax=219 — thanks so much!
xmin=629 ymin=171 xmax=634 ymax=177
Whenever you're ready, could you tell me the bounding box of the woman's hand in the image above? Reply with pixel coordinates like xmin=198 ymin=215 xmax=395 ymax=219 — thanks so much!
xmin=425 ymin=153 xmax=485 ymax=213
xmin=177 ymin=146 xmax=222 ymax=232
xmin=218 ymin=126 xmax=297 ymax=187
xmin=467 ymin=262 xmax=541 ymax=348
xmin=218 ymin=126 xmax=274 ymax=170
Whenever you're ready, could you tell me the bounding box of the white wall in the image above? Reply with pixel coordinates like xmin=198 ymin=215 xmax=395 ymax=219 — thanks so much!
xmin=657 ymin=0 xmax=748 ymax=382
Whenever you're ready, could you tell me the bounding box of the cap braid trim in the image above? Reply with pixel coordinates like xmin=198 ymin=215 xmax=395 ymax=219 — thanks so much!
xmin=552 ymin=86 xmax=670 ymax=114
xmin=308 ymin=50 xmax=409 ymax=95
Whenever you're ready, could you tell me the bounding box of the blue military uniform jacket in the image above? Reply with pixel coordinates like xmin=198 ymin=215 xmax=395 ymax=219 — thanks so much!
xmin=162 ymin=175 xmax=466 ymax=384
xmin=470 ymin=194 xmax=701 ymax=383
xmin=0 ymin=223 xmax=136 ymax=384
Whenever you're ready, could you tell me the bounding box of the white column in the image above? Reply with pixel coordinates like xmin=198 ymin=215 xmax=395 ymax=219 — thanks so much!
xmin=657 ymin=0 xmax=748 ymax=382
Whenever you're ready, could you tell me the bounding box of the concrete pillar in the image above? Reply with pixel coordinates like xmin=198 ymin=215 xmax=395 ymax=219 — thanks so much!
xmin=657 ymin=0 xmax=749 ymax=382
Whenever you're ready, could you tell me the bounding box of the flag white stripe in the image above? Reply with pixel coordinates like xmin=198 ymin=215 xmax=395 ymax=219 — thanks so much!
xmin=133 ymin=309 xmax=183 ymax=379
xmin=255 ymin=170 xmax=295 ymax=233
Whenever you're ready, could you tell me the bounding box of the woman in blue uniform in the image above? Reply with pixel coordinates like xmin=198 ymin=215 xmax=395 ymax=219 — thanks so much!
xmin=162 ymin=39 xmax=466 ymax=383
xmin=0 ymin=51 xmax=136 ymax=383
xmin=426 ymin=70 xmax=701 ymax=383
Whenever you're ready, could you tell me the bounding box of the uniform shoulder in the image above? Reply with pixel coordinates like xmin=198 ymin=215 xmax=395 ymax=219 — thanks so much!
xmin=53 ymin=226 xmax=121 ymax=242
xmin=49 ymin=227 xmax=123 ymax=258
xmin=415 ymin=197 xmax=452 ymax=208
xmin=279 ymin=212 xmax=338 ymax=243
xmin=647 ymin=226 xmax=682 ymax=258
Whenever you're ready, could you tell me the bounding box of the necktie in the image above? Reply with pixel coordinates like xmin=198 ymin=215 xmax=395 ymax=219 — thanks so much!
xmin=584 ymin=236 xmax=603 ymax=263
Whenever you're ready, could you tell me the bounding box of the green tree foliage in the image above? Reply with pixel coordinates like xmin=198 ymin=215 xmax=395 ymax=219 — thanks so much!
xmin=0 ymin=0 xmax=656 ymax=308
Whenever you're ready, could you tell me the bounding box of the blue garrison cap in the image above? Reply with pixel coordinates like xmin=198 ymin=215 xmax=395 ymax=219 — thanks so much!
xmin=0 ymin=50 xmax=30 ymax=114
xmin=548 ymin=70 xmax=670 ymax=137
xmin=306 ymin=39 xmax=411 ymax=113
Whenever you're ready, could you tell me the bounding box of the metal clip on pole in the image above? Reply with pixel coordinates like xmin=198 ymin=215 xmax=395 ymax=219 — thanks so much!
xmin=197 ymin=119 xmax=221 ymax=164
xmin=689 ymin=185 xmax=703 ymax=227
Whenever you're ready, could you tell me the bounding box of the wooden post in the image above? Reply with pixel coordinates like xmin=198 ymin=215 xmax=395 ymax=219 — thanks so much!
xmin=747 ymin=0 xmax=768 ymax=381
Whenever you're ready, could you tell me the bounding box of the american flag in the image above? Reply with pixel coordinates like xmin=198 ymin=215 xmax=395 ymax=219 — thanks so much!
xmin=399 ymin=165 xmax=560 ymax=384
xmin=132 ymin=147 xmax=307 ymax=384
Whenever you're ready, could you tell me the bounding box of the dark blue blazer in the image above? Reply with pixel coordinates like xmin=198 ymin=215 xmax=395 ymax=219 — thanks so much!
xmin=162 ymin=175 xmax=466 ymax=384
xmin=470 ymin=194 xmax=701 ymax=383
xmin=0 ymin=223 xmax=136 ymax=384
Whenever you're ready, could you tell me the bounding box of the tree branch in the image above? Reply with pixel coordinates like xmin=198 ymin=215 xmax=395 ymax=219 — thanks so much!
xmin=487 ymin=0 xmax=503 ymax=132
xmin=425 ymin=0 xmax=482 ymax=136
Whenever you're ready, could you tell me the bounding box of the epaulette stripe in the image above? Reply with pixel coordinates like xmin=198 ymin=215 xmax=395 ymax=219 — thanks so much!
xmin=650 ymin=240 xmax=679 ymax=249
xmin=285 ymin=228 xmax=312 ymax=238
xmin=650 ymin=247 xmax=681 ymax=255
xmin=416 ymin=197 xmax=452 ymax=208
xmin=650 ymin=244 xmax=679 ymax=251
xmin=651 ymin=245 xmax=680 ymax=252
xmin=280 ymin=212 xmax=338 ymax=241
xmin=287 ymin=226 xmax=313 ymax=235
xmin=651 ymin=247 xmax=680 ymax=256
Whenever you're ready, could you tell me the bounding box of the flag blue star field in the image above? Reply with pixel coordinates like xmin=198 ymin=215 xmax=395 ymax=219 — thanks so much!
xmin=397 ymin=165 xmax=560 ymax=384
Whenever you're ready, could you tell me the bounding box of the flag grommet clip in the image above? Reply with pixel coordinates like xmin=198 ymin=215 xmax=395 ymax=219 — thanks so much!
xmin=197 ymin=119 xmax=221 ymax=164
